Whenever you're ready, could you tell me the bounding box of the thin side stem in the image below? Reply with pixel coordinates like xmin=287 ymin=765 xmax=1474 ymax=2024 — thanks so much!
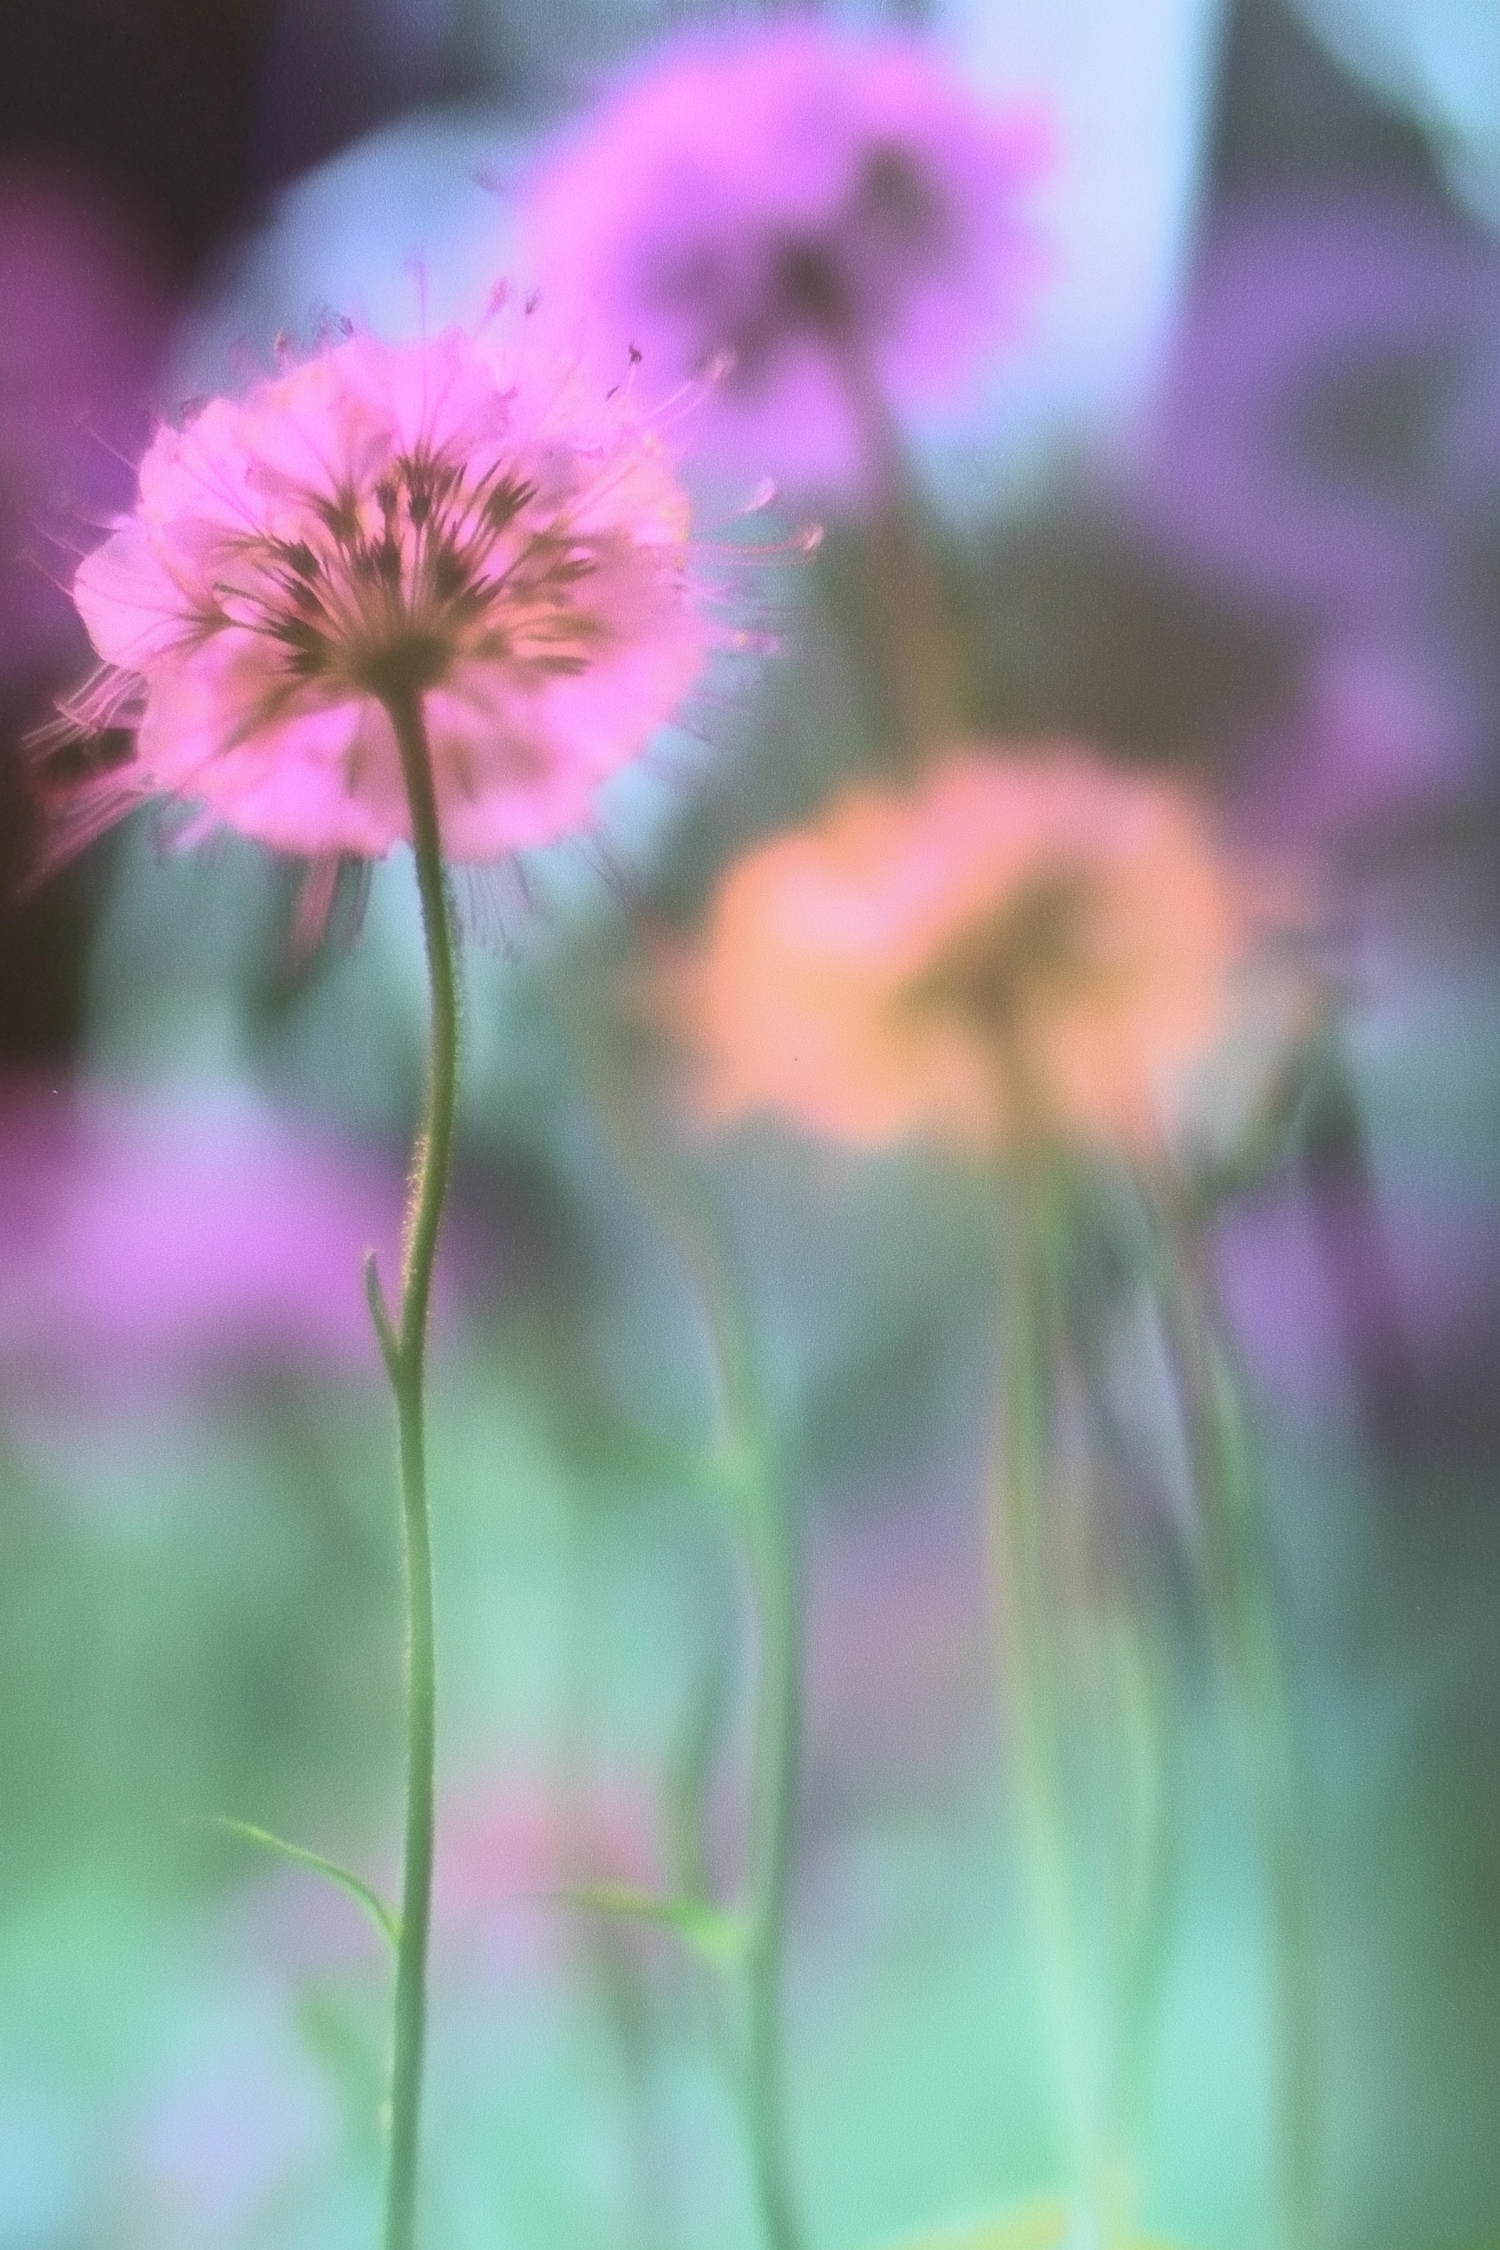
xmin=378 ymin=685 xmax=460 ymax=2250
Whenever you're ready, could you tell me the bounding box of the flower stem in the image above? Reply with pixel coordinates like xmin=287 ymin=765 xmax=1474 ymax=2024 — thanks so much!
xmin=561 ymin=1012 xmax=807 ymax=2250
xmin=838 ymin=340 xmax=960 ymax=761
xmin=990 ymin=1166 xmax=1095 ymax=2187
xmin=990 ymin=1163 xmax=1178 ymax=2247
xmin=1144 ymin=1192 xmax=1317 ymax=2250
xmin=671 ymin=1212 xmax=805 ymax=2250
xmin=738 ymin=1432 xmax=805 ymax=2250
xmin=376 ymin=685 xmax=460 ymax=2250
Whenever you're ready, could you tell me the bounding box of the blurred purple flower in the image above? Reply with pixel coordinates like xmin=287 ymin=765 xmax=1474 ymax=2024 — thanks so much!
xmin=0 ymin=1083 xmax=450 ymax=1417
xmin=0 ymin=168 xmax=166 ymax=685
xmin=1139 ymin=196 xmax=1500 ymax=623
xmin=1215 ymin=1175 xmax=1497 ymax=1438
xmin=1226 ymin=633 xmax=1487 ymax=854
xmin=521 ymin=21 xmax=1050 ymax=495
xmin=1135 ymin=195 xmax=1500 ymax=847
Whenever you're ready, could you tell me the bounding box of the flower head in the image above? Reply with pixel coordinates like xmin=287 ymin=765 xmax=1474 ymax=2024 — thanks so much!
xmin=521 ymin=23 xmax=1049 ymax=492
xmin=658 ymin=749 xmax=1298 ymax=1161
xmin=39 ymin=320 xmax=705 ymax=869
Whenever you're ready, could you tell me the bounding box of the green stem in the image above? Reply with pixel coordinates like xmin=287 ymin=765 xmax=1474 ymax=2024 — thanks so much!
xmin=990 ymin=1166 xmax=1094 ymax=2187
xmin=837 ymin=340 xmax=961 ymax=762
xmin=739 ymin=1437 xmax=805 ymax=2250
xmin=674 ymin=1219 xmax=805 ymax=2250
xmin=563 ymin=1017 xmax=806 ymax=2250
xmin=1144 ymin=1192 xmax=1317 ymax=2250
xmin=1103 ymin=1596 xmax=1180 ymax=2178
xmin=1056 ymin=1171 xmax=1185 ymax=2179
xmin=991 ymin=1164 xmax=1177 ymax=2247
xmin=376 ymin=685 xmax=460 ymax=2250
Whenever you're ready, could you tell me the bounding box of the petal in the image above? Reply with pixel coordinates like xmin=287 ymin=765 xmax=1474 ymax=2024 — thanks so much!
xmin=74 ymin=520 xmax=196 ymax=669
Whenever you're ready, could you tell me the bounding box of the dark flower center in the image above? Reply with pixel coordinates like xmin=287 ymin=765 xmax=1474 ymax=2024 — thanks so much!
xmin=642 ymin=137 xmax=951 ymax=397
xmin=897 ymin=871 xmax=1101 ymax=1033
xmin=211 ymin=445 xmax=613 ymax=714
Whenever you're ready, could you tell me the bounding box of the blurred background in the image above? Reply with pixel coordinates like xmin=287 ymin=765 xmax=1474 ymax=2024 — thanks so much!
xmin=1 ymin=3 xmax=1498 ymax=2248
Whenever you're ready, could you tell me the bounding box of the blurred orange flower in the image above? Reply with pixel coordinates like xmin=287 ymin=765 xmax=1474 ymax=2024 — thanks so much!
xmin=659 ymin=747 xmax=1302 ymax=1159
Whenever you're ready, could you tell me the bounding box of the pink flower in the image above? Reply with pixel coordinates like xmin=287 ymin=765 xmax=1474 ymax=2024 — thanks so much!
xmin=654 ymin=748 xmax=1306 ymax=1161
xmin=37 ymin=320 xmax=705 ymax=872
xmin=520 ymin=23 xmax=1049 ymax=493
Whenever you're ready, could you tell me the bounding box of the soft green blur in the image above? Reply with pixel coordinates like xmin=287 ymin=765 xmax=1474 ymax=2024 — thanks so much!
xmin=6 ymin=676 xmax=1500 ymax=2250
